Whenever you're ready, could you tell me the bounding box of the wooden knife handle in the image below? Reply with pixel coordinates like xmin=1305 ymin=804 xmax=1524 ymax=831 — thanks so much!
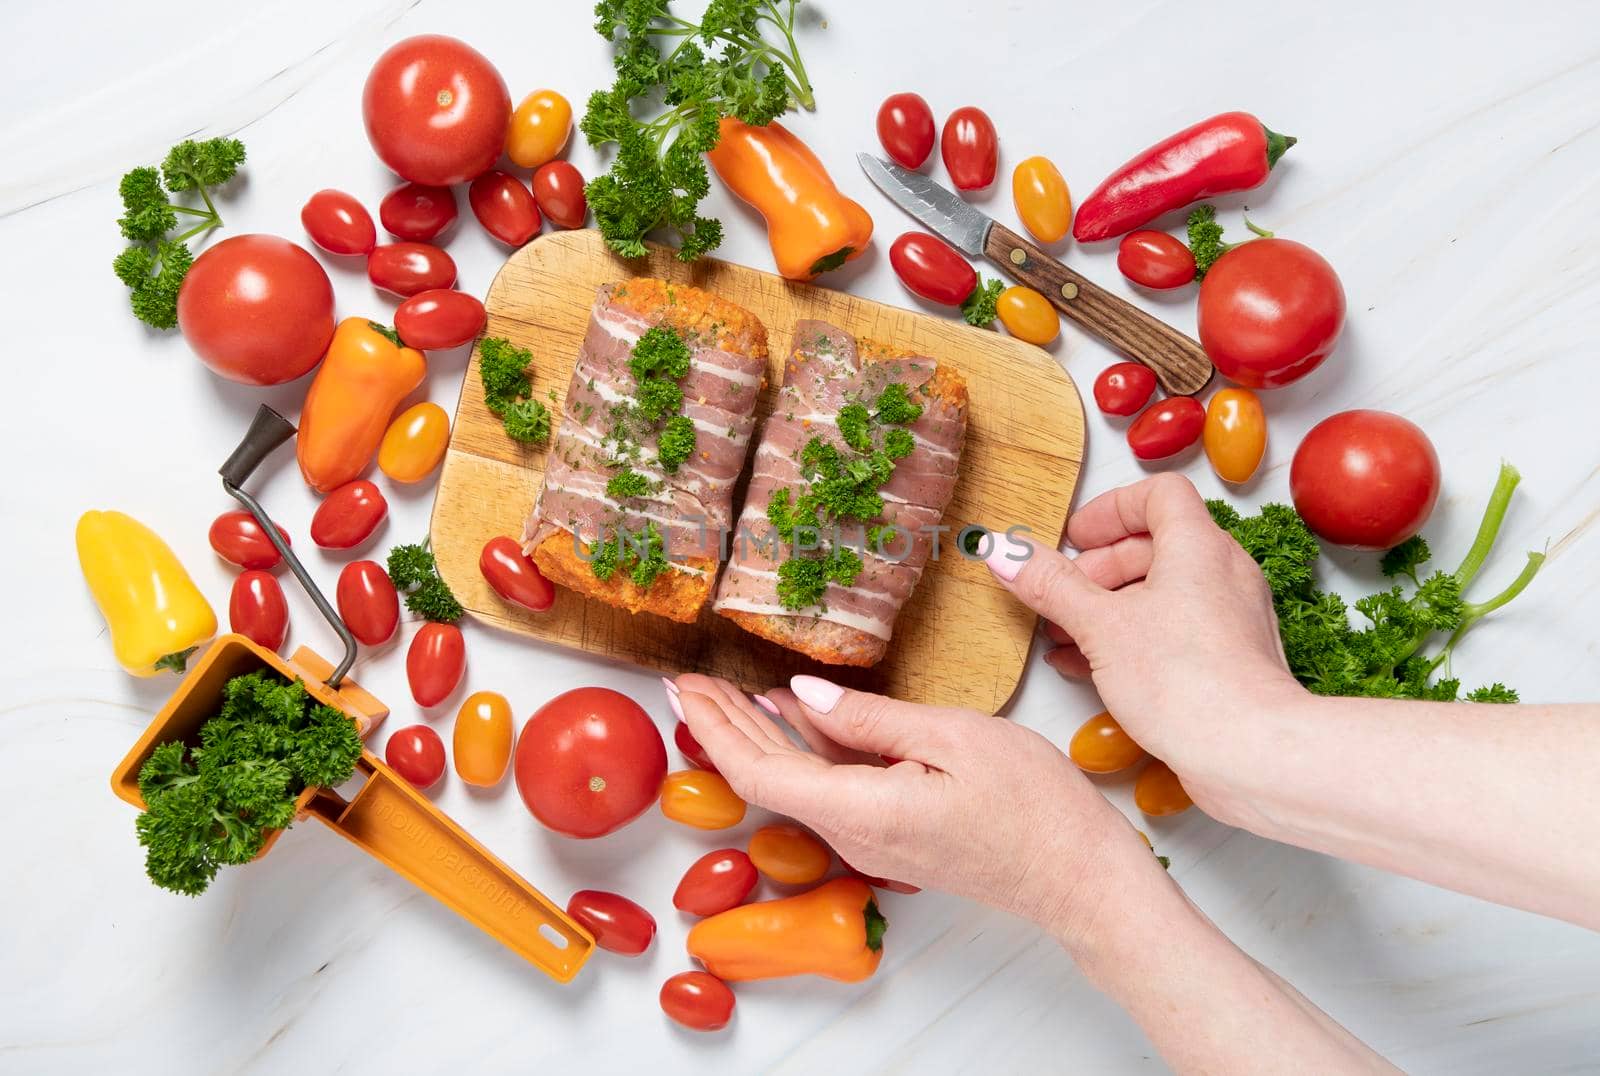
xmin=984 ymin=222 xmax=1213 ymax=396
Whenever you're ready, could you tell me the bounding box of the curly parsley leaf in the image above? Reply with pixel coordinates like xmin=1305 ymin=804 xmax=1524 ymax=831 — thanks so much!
xmin=960 ymin=276 xmax=1004 ymax=327
xmin=583 ymin=0 xmax=817 ymax=259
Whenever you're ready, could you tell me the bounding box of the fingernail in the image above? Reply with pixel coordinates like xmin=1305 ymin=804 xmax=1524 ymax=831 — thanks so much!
xmin=662 ymin=678 xmax=685 ymax=721
xmin=984 ymin=532 xmax=1030 ymax=582
xmin=790 ymin=675 xmax=844 ymax=714
xmin=753 ymin=694 xmax=779 ymax=716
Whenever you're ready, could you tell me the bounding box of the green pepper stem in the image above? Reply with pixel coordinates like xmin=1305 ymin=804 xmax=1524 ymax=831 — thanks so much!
xmin=1264 ymin=126 xmax=1297 ymax=168
xmin=1454 ymin=461 xmax=1522 ymax=588
xmin=863 ymin=898 xmax=887 ymax=952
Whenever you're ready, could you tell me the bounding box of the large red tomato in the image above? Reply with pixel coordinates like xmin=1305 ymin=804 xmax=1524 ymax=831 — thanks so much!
xmin=362 ymin=35 xmax=510 ymax=186
xmin=177 ymin=235 xmax=334 ymax=385
xmin=514 ymin=688 xmax=666 ymax=838
xmin=1197 ymin=238 xmax=1345 ymax=388
xmin=1290 ymin=410 xmax=1441 ymax=549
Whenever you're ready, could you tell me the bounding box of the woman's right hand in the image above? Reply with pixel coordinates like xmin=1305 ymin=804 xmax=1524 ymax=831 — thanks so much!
xmin=983 ymin=473 xmax=1305 ymax=779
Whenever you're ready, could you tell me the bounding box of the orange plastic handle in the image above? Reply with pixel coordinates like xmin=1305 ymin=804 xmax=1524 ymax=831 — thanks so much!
xmin=305 ymin=752 xmax=593 ymax=980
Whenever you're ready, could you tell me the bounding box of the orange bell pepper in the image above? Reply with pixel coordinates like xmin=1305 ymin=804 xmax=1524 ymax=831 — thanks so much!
xmin=685 ymin=877 xmax=885 ymax=982
xmin=707 ymin=117 xmax=873 ymax=281
xmin=297 ymin=319 xmax=426 ymax=493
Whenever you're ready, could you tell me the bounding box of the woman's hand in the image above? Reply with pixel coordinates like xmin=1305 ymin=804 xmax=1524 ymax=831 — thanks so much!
xmin=985 ymin=472 xmax=1305 ymax=773
xmin=667 ymin=673 xmax=1166 ymax=945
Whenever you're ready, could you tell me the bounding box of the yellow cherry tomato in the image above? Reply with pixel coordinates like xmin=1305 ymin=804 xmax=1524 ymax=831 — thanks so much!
xmin=996 ymin=285 xmax=1059 ymax=346
xmin=660 ymin=770 xmax=747 ymax=830
xmin=453 ymin=690 xmax=513 ymax=787
xmin=377 ymin=402 xmax=449 ymax=483
xmin=1134 ymin=760 xmax=1193 ymax=817
xmin=748 ymin=823 xmax=831 ymax=884
xmin=1203 ymin=387 xmax=1267 ymax=483
xmin=1011 ymin=156 xmax=1072 ymax=243
xmin=506 ymin=90 xmax=572 ymax=170
xmin=1068 ymin=711 xmax=1145 ymax=774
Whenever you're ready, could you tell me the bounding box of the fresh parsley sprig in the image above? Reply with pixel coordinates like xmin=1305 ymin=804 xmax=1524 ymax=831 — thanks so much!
xmin=112 ymin=138 xmax=246 ymax=328
xmin=583 ymin=0 xmax=816 ymax=260
xmin=386 ymin=541 xmax=464 ymax=623
xmin=1209 ymin=462 xmax=1544 ymax=701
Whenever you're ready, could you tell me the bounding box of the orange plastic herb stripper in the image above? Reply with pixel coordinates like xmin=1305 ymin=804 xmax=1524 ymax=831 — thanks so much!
xmin=109 ymin=405 xmax=593 ymax=982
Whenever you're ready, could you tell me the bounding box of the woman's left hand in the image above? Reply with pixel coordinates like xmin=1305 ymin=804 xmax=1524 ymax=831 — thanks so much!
xmin=666 ymin=673 xmax=1164 ymax=942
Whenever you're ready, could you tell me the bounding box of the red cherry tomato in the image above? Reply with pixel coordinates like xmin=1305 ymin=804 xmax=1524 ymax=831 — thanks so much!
xmin=1118 ymin=231 xmax=1197 ymax=289
xmin=660 ymin=971 xmax=734 ymax=1032
xmin=479 ymin=536 xmax=555 ymax=612
xmin=385 ymin=724 xmax=446 ymax=790
xmin=469 ymin=171 xmax=541 ymax=246
xmin=513 ymin=687 xmax=667 ymax=838
xmin=889 ymin=231 xmax=977 ymax=306
xmin=362 ymin=34 xmax=510 ymax=186
xmin=406 ymin=622 xmax=465 ymax=708
xmin=566 ymin=890 xmax=656 ymax=956
xmin=1290 ymin=410 xmax=1441 ymax=549
xmin=208 ymin=510 xmax=290 ymax=570
xmin=673 ymin=720 xmax=717 ymax=773
xmin=301 ymin=190 xmax=376 ymax=256
xmin=310 ymin=480 xmax=388 ymax=550
xmin=1198 ymin=238 xmax=1346 ymax=388
xmin=1092 ymin=363 xmax=1158 ymax=417
xmin=229 ymin=570 xmax=288 ymax=651
xmin=940 ymin=106 xmax=998 ymax=191
xmin=876 ymin=92 xmax=935 ymax=169
xmin=367 ymin=242 xmax=456 ymax=297
xmin=336 ymin=560 xmax=399 ymax=646
xmin=673 ymin=849 xmax=758 ymax=917
xmin=532 ymin=161 xmax=588 ymax=229
xmin=1127 ymin=397 xmax=1205 ymax=461
xmin=378 ymin=182 xmax=458 ymax=241
xmin=395 ymin=289 xmax=486 ymax=351
xmin=178 ymin=235 xmax=335 ymax=386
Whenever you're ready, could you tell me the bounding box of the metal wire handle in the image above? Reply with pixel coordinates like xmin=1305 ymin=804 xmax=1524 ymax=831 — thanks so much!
xmin=219 ymin=405 xmax=358 ymax=687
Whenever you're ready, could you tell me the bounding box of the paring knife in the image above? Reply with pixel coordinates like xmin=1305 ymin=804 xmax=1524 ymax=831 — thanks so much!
xmin=858 ymin=153 xmax=1214 ymax=396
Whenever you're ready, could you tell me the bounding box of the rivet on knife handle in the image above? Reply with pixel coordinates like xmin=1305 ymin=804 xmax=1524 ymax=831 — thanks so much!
xmin=985 ymin=223 xmax=1213 ymax=396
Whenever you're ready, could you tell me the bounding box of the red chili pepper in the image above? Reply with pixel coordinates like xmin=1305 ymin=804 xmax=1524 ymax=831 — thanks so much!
xmin=1073 ymin=112 xmax=1294 ymax=243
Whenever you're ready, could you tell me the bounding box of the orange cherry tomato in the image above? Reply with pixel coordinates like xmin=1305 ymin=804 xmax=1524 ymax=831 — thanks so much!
xmin=1011 ymin=156 xmax=1072 ymax=244
xmin=1068 ymin=711 xmax=1144 ymax=774
xmin=1203 ymin=387 xmax=1267 ymax=484
xmin=748 ymin=824 xmax=831 ymax=885
xmin=996 ymin=285 xmax=1059 ymax=345
xmin=453 ymin=690 xmax=513 ymax=786
xmin=506 ymin=89 xmax=572 ymax=170
xmin=378 ymin=402 xmax=450 ymax=483
xmin=1135 ymin=760 xmax=1193 ymax=817
xmin=660 ymin=770 xmax=746 ymax=830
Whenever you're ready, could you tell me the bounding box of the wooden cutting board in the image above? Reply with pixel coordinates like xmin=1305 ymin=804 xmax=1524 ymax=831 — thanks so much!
xmin=430 ymin=229 xmax=1084 ymax=713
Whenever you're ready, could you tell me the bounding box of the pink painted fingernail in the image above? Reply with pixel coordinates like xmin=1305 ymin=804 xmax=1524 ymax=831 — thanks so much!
xmin=753 ymin=694 xmax=780 ymax=716
xmin=984 ymin=532 xmax=1030 ymax=581
xmin=790 ymin=675 xmax=844 ymax=714
xmin=662 ymin=679 xmax=685 ymax=721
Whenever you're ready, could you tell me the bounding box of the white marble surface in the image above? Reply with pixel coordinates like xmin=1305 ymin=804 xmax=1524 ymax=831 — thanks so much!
xmin=4 ymin=1 xmax=1599 ymax=1071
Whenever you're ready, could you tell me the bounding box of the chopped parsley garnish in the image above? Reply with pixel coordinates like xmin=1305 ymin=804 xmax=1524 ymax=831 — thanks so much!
xmin=385 ymin=540 xmax=463 ymax=622
xmin=960 ymin=276 xmax=1004 ymax=327
xmin=480 ymin=336 xmax=552 ymax=445
xmin=606 ymin=468 xmax=652 ymax=500
xmin=503 ymin=398 xmax=553 ymax=443
xmin=874 ymin=382 xmax=924 ymax=425
xmin=766 ymin=376 xmax=928 ymax=611
xmin=837 ymin=401 xmax=872 ymax=452
xmin=629 ymin=326 xmax=692 ymax=381
xmin=635 ymin=376 xmax=683 ymax=421
xmin=657 ymin=415 xmax=696 ymax=473
xmin=589 ymin=522 xmax=670 ymax=588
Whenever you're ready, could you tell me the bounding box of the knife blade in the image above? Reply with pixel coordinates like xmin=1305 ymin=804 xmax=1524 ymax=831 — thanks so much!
xmin=856 ymin=153 xmax=993 ymax=256
xmin=857 ymin=153 xmax=1214 ymax=396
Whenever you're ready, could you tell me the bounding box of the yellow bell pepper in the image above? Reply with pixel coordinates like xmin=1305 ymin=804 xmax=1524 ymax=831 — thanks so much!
xmin=76 ymin=511 xmax=217 ymax=676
